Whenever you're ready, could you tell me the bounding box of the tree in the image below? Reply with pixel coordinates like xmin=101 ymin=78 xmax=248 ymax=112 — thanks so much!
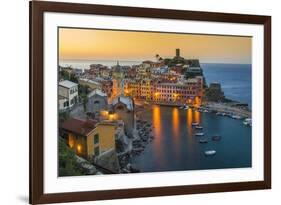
xmin=81 ymin=93 xmax=88 ymax=112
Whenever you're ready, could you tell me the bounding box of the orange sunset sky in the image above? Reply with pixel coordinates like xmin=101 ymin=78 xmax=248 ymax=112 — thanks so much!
xmin=59 ymin=28 xmax=252 ymax=64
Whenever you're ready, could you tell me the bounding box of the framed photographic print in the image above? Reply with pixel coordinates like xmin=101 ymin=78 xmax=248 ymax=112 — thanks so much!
xmin=30 ymin=1 xmax=271 ymax=204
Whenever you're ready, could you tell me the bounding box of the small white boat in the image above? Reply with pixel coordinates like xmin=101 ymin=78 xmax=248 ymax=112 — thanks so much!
xmin=195 ymin=126 xmax=203 ymax=130
xmin=195 ymin=132 xmax=204 ymax=136
xmin=184 ymin=106 xmax=189 ymax=110
xmin=199 ymin=139 xmax=208 ymax=143
xmin=192 ymin=122 xmax=199 ymax=126
xmin=205 ymin=150 xmax=216 ymax=156
xmin=243 ymin=118 xmax=252 ymax=126
xmin=232 ymin=115 xmax=242 ymax=120
xmin=203 ymin=109 xmax=209 ymax=113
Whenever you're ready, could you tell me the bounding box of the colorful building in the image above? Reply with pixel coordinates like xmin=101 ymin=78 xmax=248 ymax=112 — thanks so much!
xmin=124 ymin=76 xmax=203 ymax=106
xmin=60 ymin=118 xmax=117 ymax=160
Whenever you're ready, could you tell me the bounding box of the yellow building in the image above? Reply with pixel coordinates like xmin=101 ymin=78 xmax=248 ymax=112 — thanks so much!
xmin=60 ymin=118 xmax=116 ymax=159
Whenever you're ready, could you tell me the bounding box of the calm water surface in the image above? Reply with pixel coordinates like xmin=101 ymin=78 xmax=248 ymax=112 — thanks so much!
xmin=132 ymin=105 xmax=252 ymax=172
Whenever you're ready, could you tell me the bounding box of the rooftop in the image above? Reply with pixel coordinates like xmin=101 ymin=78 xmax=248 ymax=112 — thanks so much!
xmin=112 ymin=96 xmax=134 ymax=111
xmin=79 ymin=78 xmax=101 ymax=85
xmin=186 ymin=78 xmax=199 ymax=83
xmin=61 ymin=118 xmax=97 ymax=136
xmin=88 ymin=89 xmax=107 ymax=98
xmin=59 ymin=80 xmax=78 ymax=88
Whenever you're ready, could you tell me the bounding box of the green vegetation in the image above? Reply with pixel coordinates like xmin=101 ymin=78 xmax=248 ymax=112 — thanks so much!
xmin=59 ymin=68 xmax=78 ymax=83
xmin=81 ymin=93 xmax=89 ymax=112
xmin=78 ymin=84 xmax=90 ymax=96
xmin=59 ymin=111 xmax=70 ymax=123
xmin=58 ymin=137 xmax=84 ymax=176
xmin=78 ymin=84 xmax=90 ymax=111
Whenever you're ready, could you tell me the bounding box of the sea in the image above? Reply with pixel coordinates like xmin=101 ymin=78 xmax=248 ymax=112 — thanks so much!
xmin=132 ymin=105 xmax=252 ymax=172
xmin=202 ymin=63 xmax=252 ymax=108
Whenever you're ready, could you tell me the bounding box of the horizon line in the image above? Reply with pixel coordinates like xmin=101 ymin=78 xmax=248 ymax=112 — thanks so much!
xmin=59 ymin=58 xmax=252 ymax=65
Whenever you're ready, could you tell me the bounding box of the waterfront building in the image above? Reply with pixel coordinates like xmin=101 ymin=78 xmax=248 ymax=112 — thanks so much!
xmin=59 ymin=80 xmax=79 ymax=111
xmin=124 ymin=76 xmax=203 ymax=106
xmin=60 ymin=118 xmax=117 ymax=160
xmin=152 ymin=76 xmax=203 ymax=105
xmin=185 ymin=66 xmax=203 ymax=79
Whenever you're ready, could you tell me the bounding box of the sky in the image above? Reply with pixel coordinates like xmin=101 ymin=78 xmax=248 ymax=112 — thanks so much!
xmin=59 ymin=28 xmax=252 ymax=64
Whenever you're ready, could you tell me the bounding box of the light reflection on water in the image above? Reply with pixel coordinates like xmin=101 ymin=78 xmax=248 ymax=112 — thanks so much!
xmin=132 ymin=105 xmax=252 ymax=172
xmin=151 ymin=105 xmax=164 ymax=166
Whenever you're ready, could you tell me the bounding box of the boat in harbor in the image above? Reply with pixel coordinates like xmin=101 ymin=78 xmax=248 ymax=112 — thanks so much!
xmin=203 ymin=109 xmax=209 ymax=113
xmin=199 ymin=138 xmax=208 ymax=143
xmin=195 ymin=132 xmax=204 ymax=136
xmin=243 ymin=118 xmax=252 ymax=126
xmin=216 ymin=112 xmax=226 ymax=116
xmin=212 ymin=135 xmax=221 ymax=141
xmin=195 ymin=126 xmax=203 ymax=130
xmin=191 ymin=122 xmax=199 ymax=126
xmin=179 ymin=105 xmax=189 ymax=110
xmin=205 ymin=150 xmax=216 ymax=156
xmin=232 ymin=115 xmax=242 ymax=120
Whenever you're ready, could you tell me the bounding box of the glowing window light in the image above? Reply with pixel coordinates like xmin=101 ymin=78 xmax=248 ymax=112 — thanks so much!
xmin=77 ymin=144 xmax=82 ymax=153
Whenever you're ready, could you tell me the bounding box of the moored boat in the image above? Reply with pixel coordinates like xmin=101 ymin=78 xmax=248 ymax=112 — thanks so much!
xmin=195 ymin=126 xmax=203 ymax=129
xmin=212 ymin=135 xmax=221 ymax=141
xmin=243 ymin=118 xmax=252 ymax=126
xmin=232 ymin=115 xmax=242 ymax=120
xmin=199 ymin=139 xmax=208 ymax=143
xmin=195 ymin=132 xmax=204 ymax=136
xmin=204 ymin=150 xmax=216 ymax=156
xmin=191 ymin=122 xmax=199 ymax=126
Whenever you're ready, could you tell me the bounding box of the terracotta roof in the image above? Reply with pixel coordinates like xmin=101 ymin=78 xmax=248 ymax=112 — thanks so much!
xmin=61 ymin=118 xmax=97 ymax=136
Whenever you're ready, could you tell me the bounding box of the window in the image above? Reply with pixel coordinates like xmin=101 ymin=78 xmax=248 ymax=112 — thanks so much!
xmin=94 ymin=146 xmax=100 ymax=156
xmin=94 ymin=134 xmax=99 ymax=144
xmin=63 ymin=101 xmax=69 ymax=107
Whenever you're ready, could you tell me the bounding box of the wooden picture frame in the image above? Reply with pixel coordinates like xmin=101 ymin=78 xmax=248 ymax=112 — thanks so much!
xmin=30 ymin=1 xmax=271 ymax=204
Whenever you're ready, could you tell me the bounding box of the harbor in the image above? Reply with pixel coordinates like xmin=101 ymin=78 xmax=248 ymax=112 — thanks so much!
xmin=131 ymin=105 xmax=252 ymax=172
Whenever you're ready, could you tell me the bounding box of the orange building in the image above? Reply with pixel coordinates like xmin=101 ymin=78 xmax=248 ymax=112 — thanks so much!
xmin=60 ymin=118 xmax=117 ymax=160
